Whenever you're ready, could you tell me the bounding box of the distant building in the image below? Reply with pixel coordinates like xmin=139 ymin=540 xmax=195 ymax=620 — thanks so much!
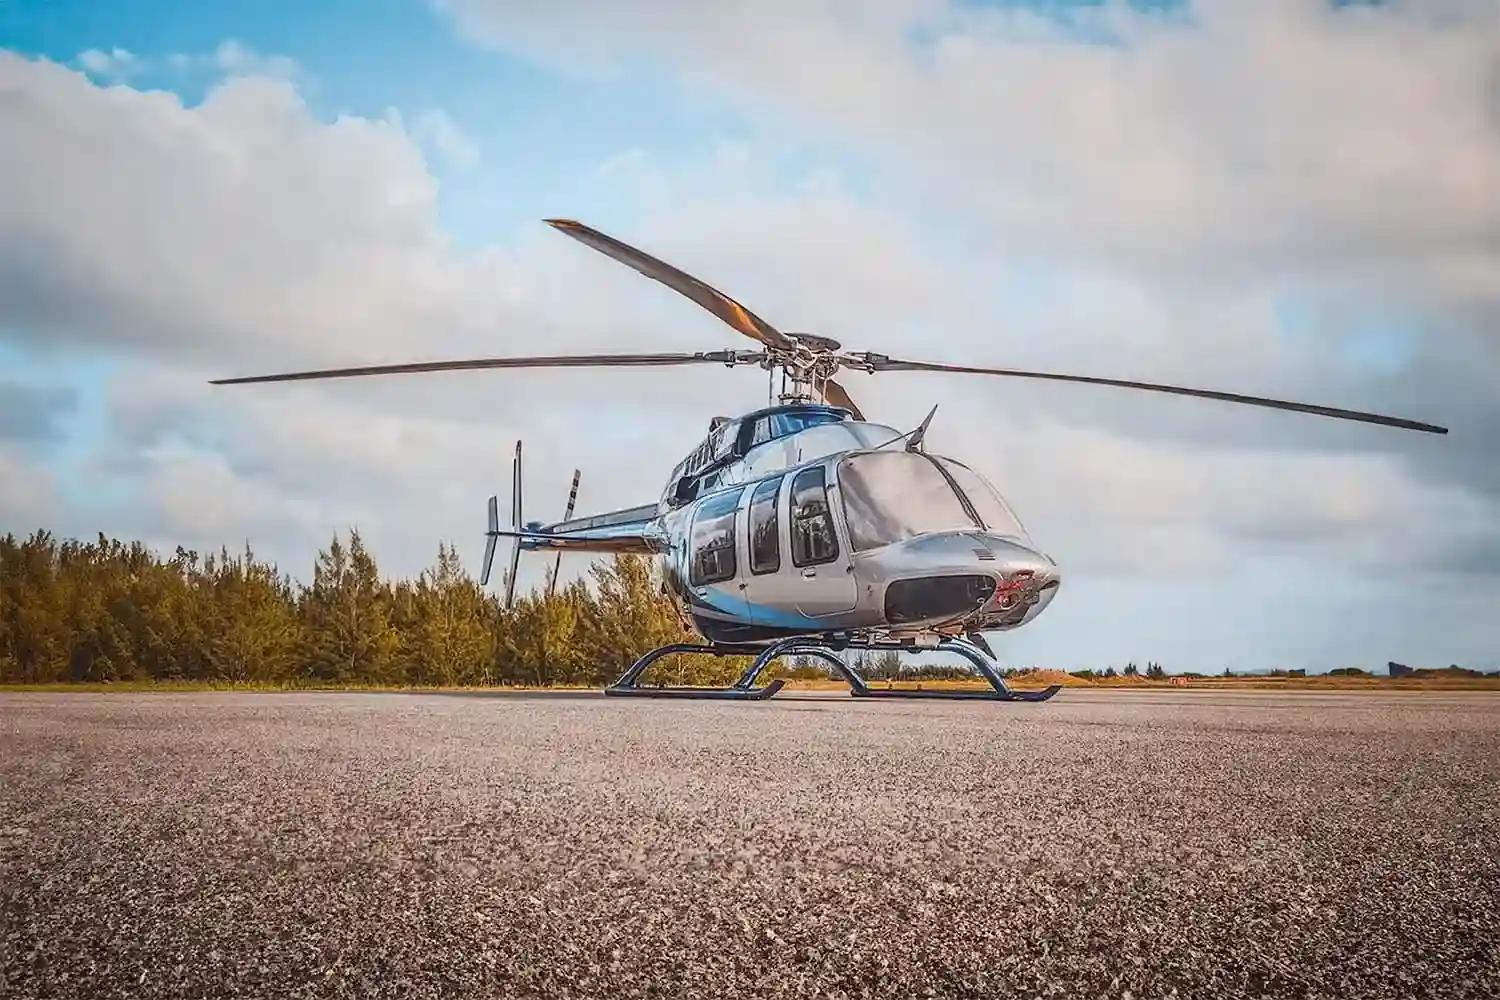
xmin=1289 ymin=669 xmax=1306 ymax=678
xmin=1388 ymin=661 xmax=1414 ymax=678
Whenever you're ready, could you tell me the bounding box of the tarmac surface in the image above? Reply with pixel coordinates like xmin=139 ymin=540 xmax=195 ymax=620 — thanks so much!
xmin=2 ymin=689 xmax=1498 ymax=999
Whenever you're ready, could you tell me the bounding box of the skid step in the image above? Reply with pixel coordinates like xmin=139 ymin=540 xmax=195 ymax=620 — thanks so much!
xmin=604 ymin=680 xmax=785 ymax=700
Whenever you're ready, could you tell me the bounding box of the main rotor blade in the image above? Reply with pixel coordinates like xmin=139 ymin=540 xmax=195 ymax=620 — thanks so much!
xmin=852 ymin=355 xmax=1448 ymax=435
xmin=822 ymin=378 xmax=865 ymax=421
xmin=546 ymin=219 xmax=794 ymax=351
xmin=211 ymin=350 xmax=761 ymax=385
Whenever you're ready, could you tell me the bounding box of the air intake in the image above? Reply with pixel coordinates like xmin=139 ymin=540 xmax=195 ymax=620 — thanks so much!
xmin=884 ymin=575 xmax=997 ymax=625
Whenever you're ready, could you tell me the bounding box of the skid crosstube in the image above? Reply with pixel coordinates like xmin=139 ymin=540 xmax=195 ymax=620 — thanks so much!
xmin=603 ymin=636 xmax=1059 ymax=703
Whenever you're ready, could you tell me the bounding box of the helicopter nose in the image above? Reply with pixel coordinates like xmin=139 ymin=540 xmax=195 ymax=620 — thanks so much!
xmin=972 ymin=535 xmax=1061 ymax=623
xmin=973 ymin=534 xmax=1056 ymax=578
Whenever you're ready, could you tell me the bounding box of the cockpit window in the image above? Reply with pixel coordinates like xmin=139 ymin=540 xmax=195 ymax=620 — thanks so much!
xmin=838 ymin=452 xmax=1027 ymax=551
xmin=749 ymin=409 xmax=845 ymax=447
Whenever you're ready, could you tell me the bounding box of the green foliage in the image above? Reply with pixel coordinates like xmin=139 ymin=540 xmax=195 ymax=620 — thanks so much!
xmin=201 ymin=546 xmax=302 ymax=683
xmin=394 ymin=543 xmax=498 ymax=686
xmin=0 ymin=529 xmax=699 ymax=688
xmin=301 ymin=531 xmax=399 ymax=684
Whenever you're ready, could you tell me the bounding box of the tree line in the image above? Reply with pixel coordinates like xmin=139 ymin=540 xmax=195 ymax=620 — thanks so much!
xmin=0 ymin=529 xmax=738 ymax=687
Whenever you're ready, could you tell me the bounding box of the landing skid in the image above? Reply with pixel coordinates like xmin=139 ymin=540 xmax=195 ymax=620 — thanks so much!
xmin=603 ymin=637 xmax=1059 ymax=703
xmin=603 ymin=643 xmax=787 ymax=700
xmin=849 ymin=684 xmax=1060 ymax=702
xmin=838 ymin=636 xmax=1061 ymax=702
xmin=605 ymin=680 xmax=786 ymax=700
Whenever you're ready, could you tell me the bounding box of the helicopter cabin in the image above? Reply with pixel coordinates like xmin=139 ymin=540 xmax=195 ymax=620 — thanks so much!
xmin=663 ymin=403 xmax=897 ymax=508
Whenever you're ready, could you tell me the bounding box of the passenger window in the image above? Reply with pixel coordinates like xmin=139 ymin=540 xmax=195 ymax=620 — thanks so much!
xmin=790 ymin=467 xmax=839 ymax=566
xmin=748 ymin=477 xmax=782 ymax=575
xmin=690 ymin=490 xmax=740 ymax=585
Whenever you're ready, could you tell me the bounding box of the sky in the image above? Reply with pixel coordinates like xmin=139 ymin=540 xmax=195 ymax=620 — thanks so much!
xmin=1 ymin=0 xmax=1497 ymax=672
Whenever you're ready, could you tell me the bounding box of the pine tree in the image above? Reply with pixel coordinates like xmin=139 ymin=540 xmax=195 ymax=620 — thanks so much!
xmin=1 ymin=533 xmax=68 ymax=682
xmin=202 ymin=546 xmax=302 ymax=683
xmin=572 ymin=555 xmax=694 ymax=684
xmin=402 ymin=544 xmax=497 ymax=686
xmin=301 ymin=531 xmax=398 ymax=683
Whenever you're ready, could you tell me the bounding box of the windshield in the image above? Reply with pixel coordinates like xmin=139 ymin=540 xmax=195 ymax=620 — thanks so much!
xmin=839 ymin=452 xmax=1028 ymax=551
xmin=839 ymin=452 xmax=977 ymax=551
xmin=937 ymin=459 xmax=1027 ymax=540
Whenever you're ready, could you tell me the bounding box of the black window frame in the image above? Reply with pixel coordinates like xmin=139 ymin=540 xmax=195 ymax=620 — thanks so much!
xmin=789 ymin=466 xmax=840 ymax=568
xmin=747 ymin=476 xmax=783 ymax=576
xmin=688 ymin=488 xmax=741 ymax=586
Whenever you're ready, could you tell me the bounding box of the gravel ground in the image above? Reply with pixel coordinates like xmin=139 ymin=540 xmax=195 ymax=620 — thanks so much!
xmin=2 ymin=689 xmax=1497 ymax=999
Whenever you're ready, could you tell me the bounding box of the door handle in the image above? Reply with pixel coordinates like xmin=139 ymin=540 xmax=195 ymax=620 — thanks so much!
xmin=801 ymin=568 xmax=817 ymax=579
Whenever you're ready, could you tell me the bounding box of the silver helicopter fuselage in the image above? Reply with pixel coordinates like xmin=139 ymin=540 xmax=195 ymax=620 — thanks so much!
xmin=527 ymin=403 xmax=1060 ymax=646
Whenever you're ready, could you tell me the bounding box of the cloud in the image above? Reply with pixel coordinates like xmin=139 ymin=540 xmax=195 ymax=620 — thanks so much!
xmin=164 ymin=41 xmax=302 ymax=82
xmin=75 ymin=47 xmax=139 ymax=81
xmin=0 ymin=53 xmax=512 ymax=367
xmin=0 ymin=446 xmax=61 ymax=530
xmin=208 ymin=40 xmax=300 ymax=80
xmin=440 ymin=0 xmax=1500 ymax=287
xmin=410 ymin=108 xmax=480 ymax=168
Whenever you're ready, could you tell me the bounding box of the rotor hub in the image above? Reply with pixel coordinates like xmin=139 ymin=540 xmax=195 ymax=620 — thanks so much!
xmin=785 ymin=331 xmax=842 ymax=352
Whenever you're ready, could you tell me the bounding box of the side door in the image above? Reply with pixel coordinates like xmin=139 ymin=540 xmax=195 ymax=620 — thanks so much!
xmin=786 ymin=465 xmax=856 ymax=617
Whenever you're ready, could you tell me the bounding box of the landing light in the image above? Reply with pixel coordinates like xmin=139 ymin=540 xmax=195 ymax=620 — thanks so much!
xmin=995 ymin=570 xmax=1035 ymax=595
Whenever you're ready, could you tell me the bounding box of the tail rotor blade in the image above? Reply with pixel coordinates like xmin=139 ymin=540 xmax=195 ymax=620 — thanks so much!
xmin=547 ymin=469 xmax=580 ymax=598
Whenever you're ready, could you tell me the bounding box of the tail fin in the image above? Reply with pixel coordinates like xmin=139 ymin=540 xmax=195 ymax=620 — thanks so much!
xmin=479 ymin=441 xmax=521 ymax=599
xmin=483 ymin=445 xmax=601 ymax=602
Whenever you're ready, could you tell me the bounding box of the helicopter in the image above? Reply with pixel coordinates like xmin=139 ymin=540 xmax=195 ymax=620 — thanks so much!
xmin=214 ymin=219 xmax=1448 ymax=702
